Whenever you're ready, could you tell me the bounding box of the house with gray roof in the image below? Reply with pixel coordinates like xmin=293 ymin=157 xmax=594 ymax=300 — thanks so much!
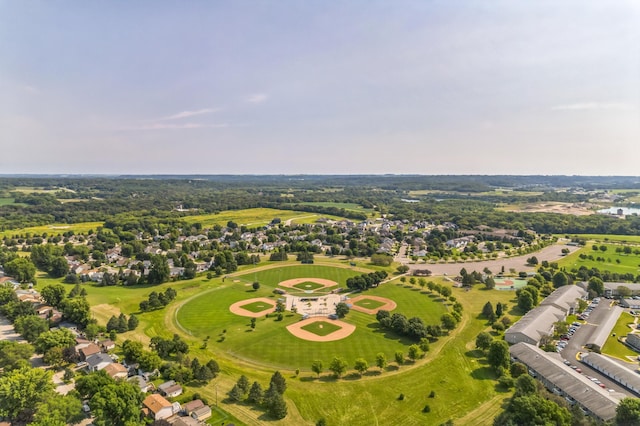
xmin=581 ymin=352 xmax=640 ymax=395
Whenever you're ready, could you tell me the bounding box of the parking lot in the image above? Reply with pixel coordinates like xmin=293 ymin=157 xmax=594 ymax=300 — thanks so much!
xmin=559 ymin=299 xmax=637 ymax=398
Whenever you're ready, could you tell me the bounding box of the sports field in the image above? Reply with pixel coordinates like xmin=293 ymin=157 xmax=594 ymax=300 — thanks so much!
xmin=353 ymin=298 xmax=386 ymax=310
xmin=176 ymin=265 xmax=449 ymax=369
xmin=301 ymin=321 xmax=342 ymax=336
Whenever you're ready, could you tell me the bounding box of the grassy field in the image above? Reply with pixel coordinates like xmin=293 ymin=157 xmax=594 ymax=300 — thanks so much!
xmin=602 ymin=312 xmax=639 ymax=360
xmin=0 ymin=197 xmax=25 ymax=206
xmin=34 ymin=259 xmax=523 ymax=425
xmin=182 ymin=208 xmax=348 ymax=228
xmin=0 ymin=222 xmax=104 ymax=239
xmin=176 ymin=265 xmax=451 ymax=369
xmin=297 ymin=202 xmax=375 ymax=215
xmin=556 ymin=244 xmax=640 ymax=276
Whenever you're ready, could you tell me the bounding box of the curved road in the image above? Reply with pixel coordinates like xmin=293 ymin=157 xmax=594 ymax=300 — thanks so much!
xmin=404 ymin=243 xmax=581 ymax=276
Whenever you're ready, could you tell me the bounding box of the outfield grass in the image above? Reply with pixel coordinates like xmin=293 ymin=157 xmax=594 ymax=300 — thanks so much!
xmin=292 ymin=281 xmax=326 ymax=291
xmin=354 ymin=298 xmax=386 ymax=310
xmin=556 ymin=244 xmax=640 ymax=276
xmin=301 ymin=321 xmax=341 ymax=336
xmin=602 ymin=312 xmax=639 ymax=360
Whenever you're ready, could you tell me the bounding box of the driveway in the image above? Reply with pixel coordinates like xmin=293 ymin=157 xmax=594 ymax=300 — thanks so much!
xmin=0 ymin=314 xmax=21 ymax=341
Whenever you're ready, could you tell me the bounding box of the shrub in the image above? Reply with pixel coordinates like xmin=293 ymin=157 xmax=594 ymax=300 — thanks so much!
xmin=422 ymin=404 xmax=431 ymax=413
xmin=397 ymin=393 xmax=405 ymax=400
xmin=429 ymin=390 xmax=435 ymax=398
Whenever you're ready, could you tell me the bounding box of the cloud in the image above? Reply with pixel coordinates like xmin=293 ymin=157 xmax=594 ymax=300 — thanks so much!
xmin=162 ymin=108 xmax=219 ymax=120
xmin=551 ymin=102 xmax=635 ymax=111
xmin=245 ymin=93 xmax=268 ymax=104
xmin=124 ymin=122 xmax=228 ymax=130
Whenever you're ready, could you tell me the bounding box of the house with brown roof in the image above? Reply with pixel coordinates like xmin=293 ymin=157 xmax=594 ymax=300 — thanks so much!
xmin=142 ymin=394 xmax=177 ymax=420
xmin=79 ymin=343 xmax=101 ymax=360
xmin=103 ymin=362 xmax=128 ymax=379
xmin=158 ymin=380 xmax=183 ymax=398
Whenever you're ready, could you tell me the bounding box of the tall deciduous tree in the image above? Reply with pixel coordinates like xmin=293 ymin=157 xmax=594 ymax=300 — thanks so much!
xmin=89 ymin=381 xmax=143 ymax=426
xmin=487 ymin=340 xmax=510 ymax=373
xmin=0 ymin=367 xmax=53 ymax=422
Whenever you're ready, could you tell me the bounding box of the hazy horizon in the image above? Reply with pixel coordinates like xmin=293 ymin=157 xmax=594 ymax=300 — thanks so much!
xmin=1 ymin=1 xmax=639 ymax=175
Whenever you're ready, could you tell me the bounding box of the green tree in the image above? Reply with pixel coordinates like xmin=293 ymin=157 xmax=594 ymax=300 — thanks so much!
xmin=482 ymin=301 xmax=495 ymax=318
xmin=395 ymin=350 xmax=404 ymax=365
xmin=247 ymin=381 xmax=264 ymax=404
xmin=89 ymin=381 xmax=144 ymax=426
xmin=354 ymin=358 xmax=369 ymax=376
xmin=487 ymin=340 xmax=510 ymax=372
xmin=408 ymin=344 xmax=423 ymax=361
xmin=0 ymin=367 xmax=53 ymax=421
xmin=616 ymin=398 xmax=640 ymax=425
xmin=311 ymin=360 xmax=324 ymax=377
xmin=514 ymin=374 xmax=537 ymax=396
xmin=552 ymin=271 xmax=568 ymax=288
xmin=335 ymin=302 xmax=350 ymax=318
xmin=269 ymin=371 xmax=287 ymax=394
xmin=441 ymin=313 xmax=457 ymax=331
xmin=510 ymin=362 xmax=528 ymax=378
xmin=40 ymin=284 xmax=67 ymax=308
xmin=49 ymin=256 xmax=70 ymax=278
xmin=13 ymin=315 xmax=49 ymax=342
xmin=265 ymin=388 xmax=288 ymax=419
xmin=0 ymin=340 xmax=34 ymax=371
xmin=517 ymin=291 xmax=534 ymax=313
xmin=252 ymin=281 xmax=260 ymax=291
xmin=376 ymin=352 xmax=387 ymax=371
xmin=4 ymin=257 xmax=36 ymax=283
xmin=475 ymin=332 xmax=492 ymax=351
xmin=32 ymin=394 xmax=84 ymax=426
xmin=587 ymin=277 xmax=604 ymax=296
xmin=76 ymin=371 xmax=114 ymax=399
xmin=147 ymin=255 xmax=170 ymax=284
xmin=329 ymin=357 xmax=348 ymax=378
xmin=34 ymin=328 xmax=76 ymax=354
xmin=228 ymin=384 xmax=244 ymax=402
xmin=237 ymin=375 xmax=250 ymax=394
xmin=127 ymin=314 xmax=139 ymax=330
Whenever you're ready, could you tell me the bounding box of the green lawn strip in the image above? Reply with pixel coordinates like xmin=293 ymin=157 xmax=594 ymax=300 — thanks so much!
xmin=602 ymin=312 xmax=639 ymax=360
xmin=555 ymin=243 xmax=640 ymax=275
xmin=292 ymin=281 xmax=326 ymax=291
xmin=238 ymin=300 xmax=273 ymax=313
xmin=300 ymin=321 xmax=341 ymax=336
xmin=353 ymin=298 xmax=386 ymax=310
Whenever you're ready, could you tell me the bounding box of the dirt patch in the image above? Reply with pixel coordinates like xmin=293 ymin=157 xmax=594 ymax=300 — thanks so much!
xmin=229 ymin=298 xmax=276 ymax=318
xmin=502 ymin=202 xmax=596 ymax=216
xmin=287 ymin=317 xmax=355 ymax=342
xmin=278 ymin=278 xmax=338 ymax=292
xmin=348 ymin=295 xmax=397 ymax=315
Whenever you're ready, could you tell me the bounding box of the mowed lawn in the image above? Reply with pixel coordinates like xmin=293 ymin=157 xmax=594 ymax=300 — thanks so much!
xmin=354 ymin=298 xmax=386 ymax=310
xmin=602 ymin=312 xmax=639 ymax=360
xmin=556 ymin=244 xmax=640 ymax=276
xmin=176 ymin=266 xmax=450 ymax=369
xmin=0 ymin=221 xmax=104 ymax=239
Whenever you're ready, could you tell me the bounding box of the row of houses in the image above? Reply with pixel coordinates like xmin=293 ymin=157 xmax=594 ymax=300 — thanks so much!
xmin=142 ymin=394 xmax=212 ymax=424
xmin=505 ymin=285 xmax=587 ymax=346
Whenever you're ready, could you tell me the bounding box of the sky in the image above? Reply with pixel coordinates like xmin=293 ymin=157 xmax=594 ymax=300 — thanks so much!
xmin=1 ymin=1 xmax=639 ymax=175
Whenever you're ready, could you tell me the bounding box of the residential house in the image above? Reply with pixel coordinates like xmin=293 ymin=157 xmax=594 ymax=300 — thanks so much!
xmin=142 ymin=394 xmax=177 ymax=421
xmin=103 ymin=362 xmax=128 ymax=380
xmin=79 ymin=343 xmax=102 ymax=360
xmin=158 ymin=380 xmax=183 ymax=398
xmin=99 ymin=340 xmax=116 ymax=352
xmin=127 ymin=375 xmax=154 ymax=393
xmin=86 ymin=353 xmax=113 ymax=372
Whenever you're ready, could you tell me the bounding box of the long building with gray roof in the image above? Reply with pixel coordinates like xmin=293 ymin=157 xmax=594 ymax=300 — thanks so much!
xmin=505 ymin=285 xmax=587 ymax=346
xmin=587 ymin=306 xmax=624 ymax=349
xmin=510 ymin=342 xmax=620 ymax=422
xmin=581 ymin=352 xmax=640 ymax=395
